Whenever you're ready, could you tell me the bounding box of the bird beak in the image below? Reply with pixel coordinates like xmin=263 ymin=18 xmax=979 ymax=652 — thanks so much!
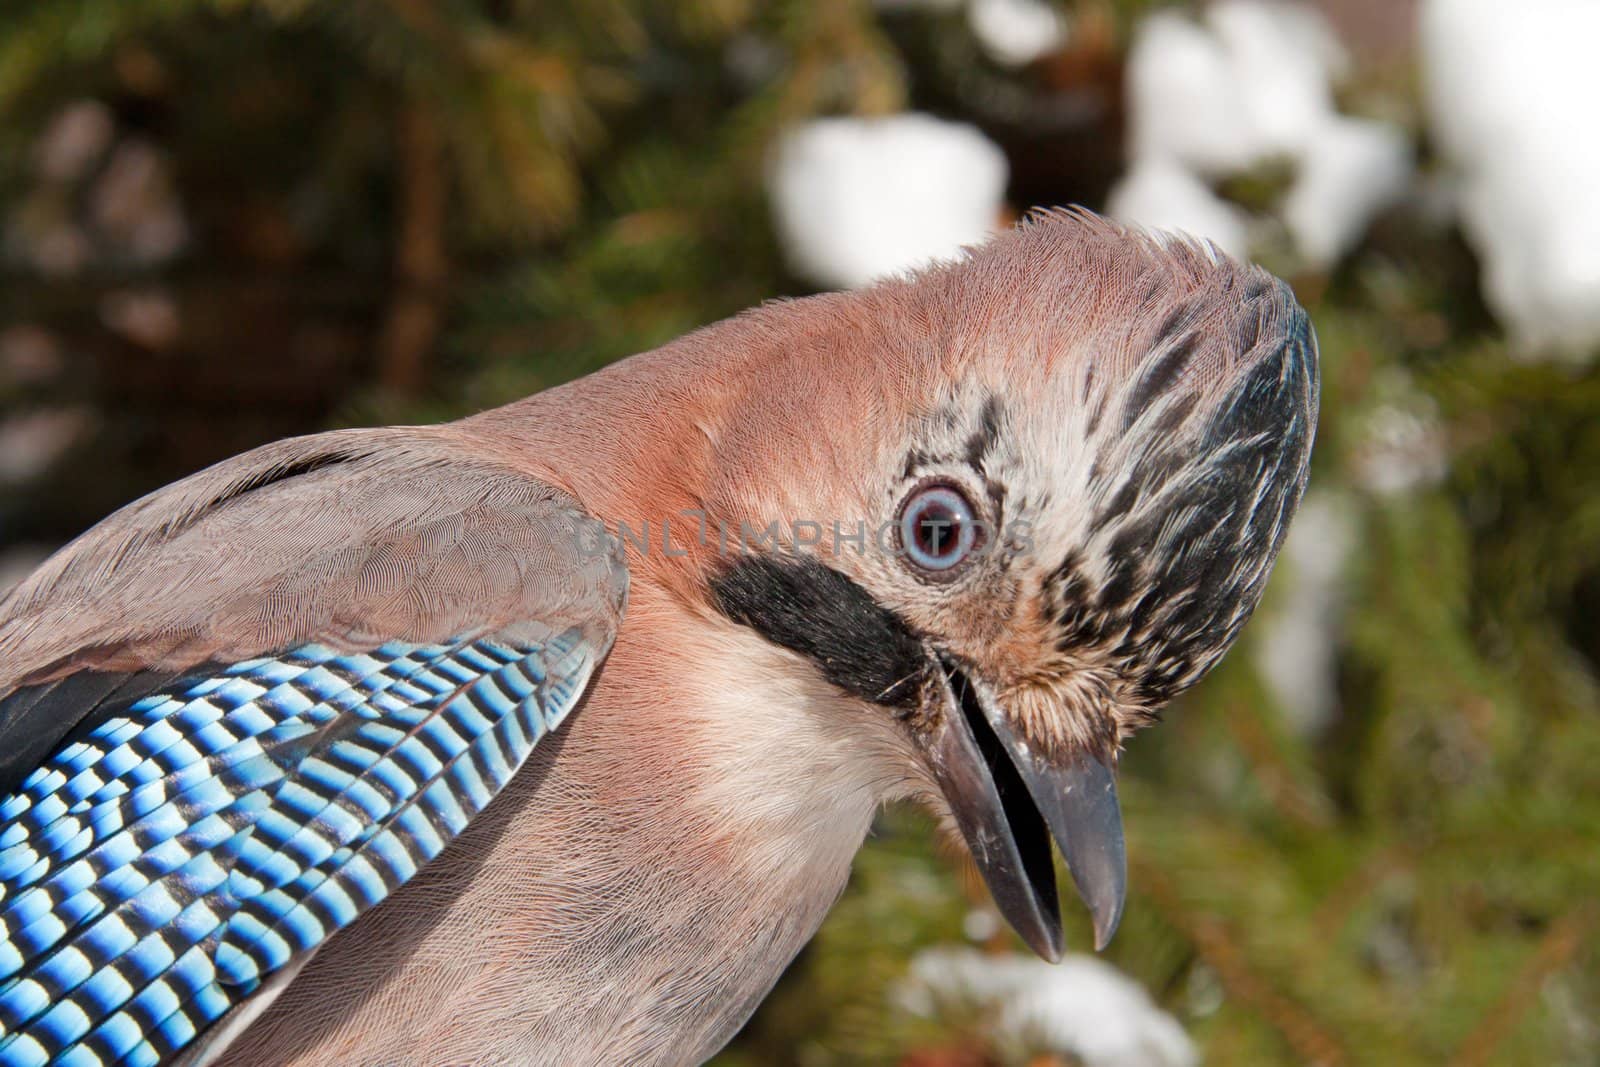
xmin=918 ymin=649 xmax=1127 ymax=961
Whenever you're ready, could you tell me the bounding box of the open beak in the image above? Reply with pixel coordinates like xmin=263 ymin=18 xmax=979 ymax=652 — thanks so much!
xmin=917 ymin=649 xmax=1126 ymax=961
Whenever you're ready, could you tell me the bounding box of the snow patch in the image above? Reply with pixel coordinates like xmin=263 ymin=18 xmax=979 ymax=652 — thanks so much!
xmin=968 ymin=0 xmax=1069 ymax=69
xmin=1112 ymin=0 xmax=1411 ymax=268
xmin=1254 ymin=490 xmax=1357 ymax=735
xmin=900 ymin=946 xmax=1198 ymax=1067
xmin=767 ymin=114 xmax=1008 ymax=290
xmin=1423 ymin=0 xmax=1600 ymax=357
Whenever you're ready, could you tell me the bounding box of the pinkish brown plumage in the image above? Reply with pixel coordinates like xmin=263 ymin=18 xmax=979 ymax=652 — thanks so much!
xmin=0 ymin=210 xmax=1316 ymax=1066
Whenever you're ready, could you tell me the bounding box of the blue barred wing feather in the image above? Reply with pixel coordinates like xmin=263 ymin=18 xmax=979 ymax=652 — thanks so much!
xmin=0 ymin=624 xmax=606 ymax=1067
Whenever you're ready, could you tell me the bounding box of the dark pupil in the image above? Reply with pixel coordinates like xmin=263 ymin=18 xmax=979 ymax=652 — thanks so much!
xmin=915 ymin=503 xmax=960 ymax=557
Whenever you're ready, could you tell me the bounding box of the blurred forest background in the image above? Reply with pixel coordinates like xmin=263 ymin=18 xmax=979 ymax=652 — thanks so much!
xmin=2 ymin=1 xmax=1598 ymax=1064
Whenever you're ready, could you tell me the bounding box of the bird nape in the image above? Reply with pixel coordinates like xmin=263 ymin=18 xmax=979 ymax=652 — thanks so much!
xmin=0 ymin=209 xmax=1316 ymax=1066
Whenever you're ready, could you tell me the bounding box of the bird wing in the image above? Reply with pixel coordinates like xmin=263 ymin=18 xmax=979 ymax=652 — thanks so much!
xmin=0 ymin=426 xmax=627 ymax=1067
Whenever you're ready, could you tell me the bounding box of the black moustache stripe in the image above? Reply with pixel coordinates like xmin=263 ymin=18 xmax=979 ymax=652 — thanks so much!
xmin=710 ymin=554 xmax=928 ymax=708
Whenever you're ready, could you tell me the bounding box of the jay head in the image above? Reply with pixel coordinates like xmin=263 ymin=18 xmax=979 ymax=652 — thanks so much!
xmin=0 ymin=210 xmax=1315 ymax=1066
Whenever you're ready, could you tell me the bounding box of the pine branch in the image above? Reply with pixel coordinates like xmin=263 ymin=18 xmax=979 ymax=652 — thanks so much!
xmin=1450 ymin=904 xmax=1597 ymax=1067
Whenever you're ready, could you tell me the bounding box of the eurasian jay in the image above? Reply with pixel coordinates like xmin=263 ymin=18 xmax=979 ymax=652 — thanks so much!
xmin=0 ymin=210 xmax=1316 ymax=1066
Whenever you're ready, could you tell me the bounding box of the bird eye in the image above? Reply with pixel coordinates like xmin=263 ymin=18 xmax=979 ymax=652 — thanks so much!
xmin=899 ymin=483 xmax=981 ymax=573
